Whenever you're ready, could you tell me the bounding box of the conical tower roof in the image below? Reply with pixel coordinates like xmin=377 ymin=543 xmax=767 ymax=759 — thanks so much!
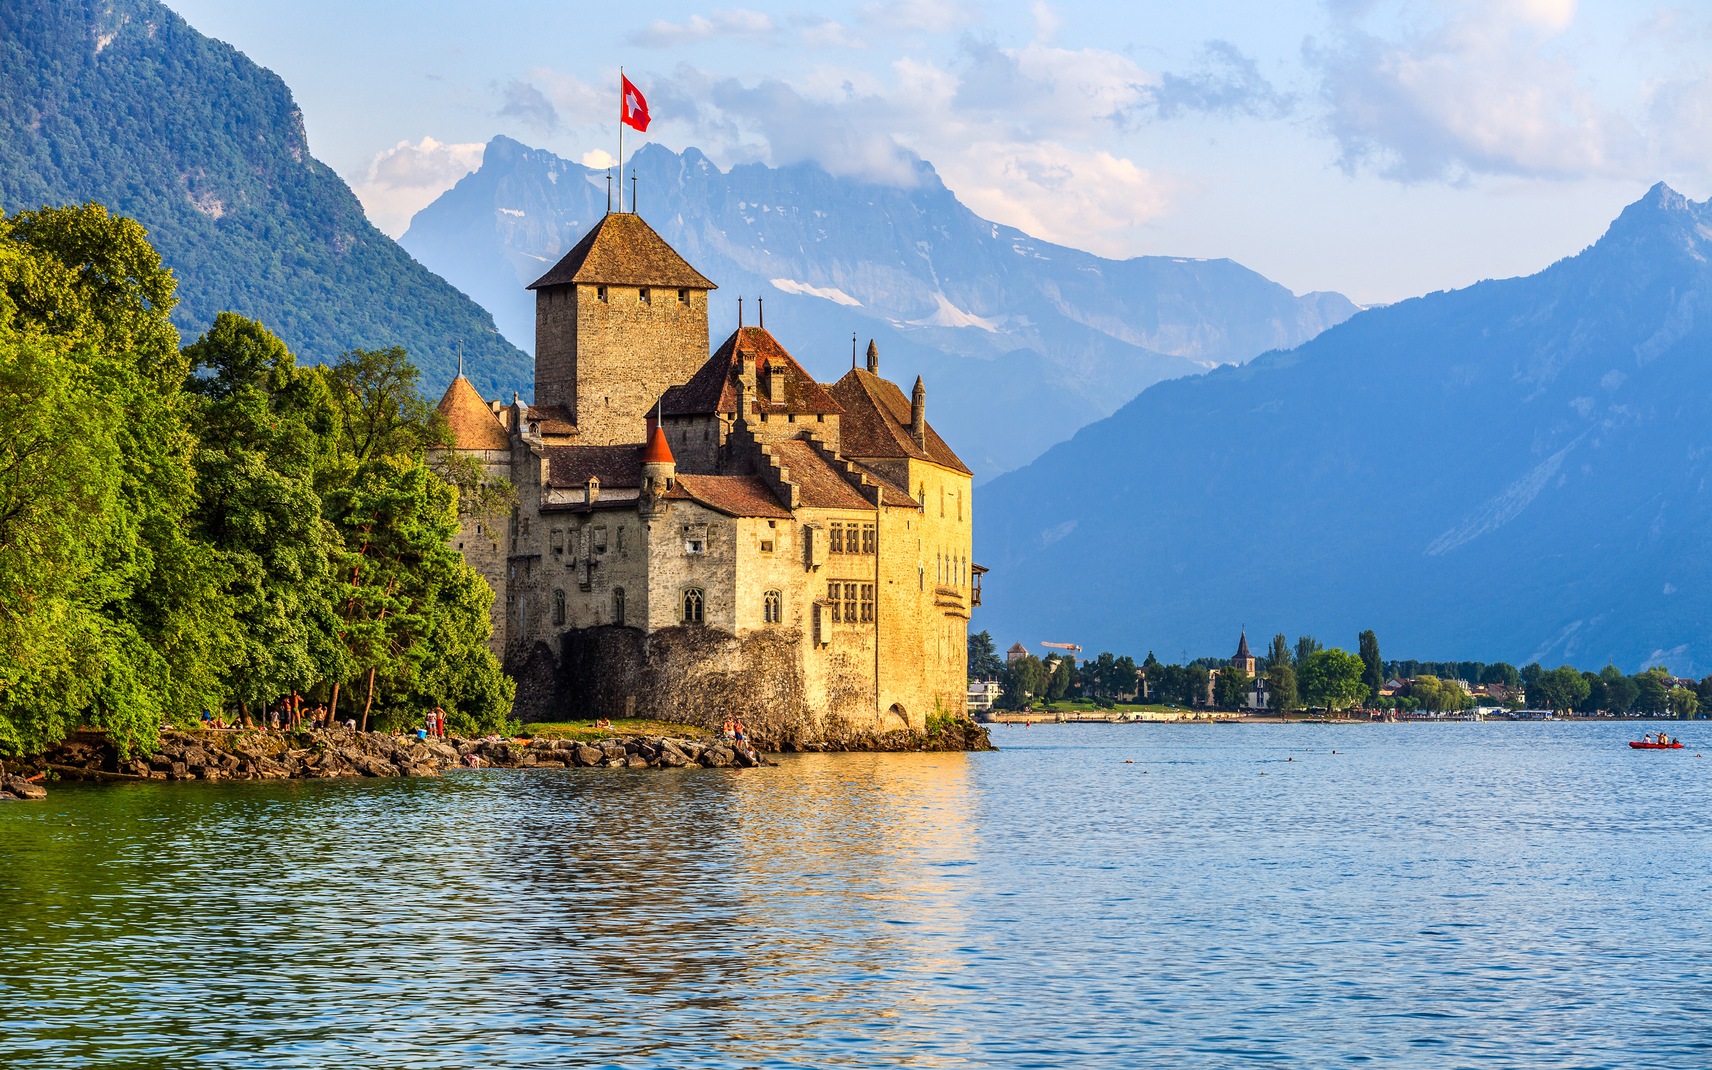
xmin=436 ymin=376 xmax=510 ymax=451
xmin=1234 ymin=630 xmax=1252 ymax=661
xmin=642 ymin=421 xmax=675 ymax=464
xmin=527 ymin=213 xmax=716 ymax=290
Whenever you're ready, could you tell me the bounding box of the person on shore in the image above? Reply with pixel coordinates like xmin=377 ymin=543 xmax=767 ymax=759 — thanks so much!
xmin=734 ymin=719 xmax=748 ymax=744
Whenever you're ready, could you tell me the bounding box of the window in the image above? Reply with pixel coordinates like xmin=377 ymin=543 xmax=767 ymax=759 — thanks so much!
xmin=860 ymin=523 xmax=876 ymax=555
xmin=682 ymin=587 xmax=704 ymax=624
xmin=616 ymin=526 xmax=626 ymax=554
xmin=593 ymin=525 xmax=608 ymax=552
xmin=639 ymin=287 xmax=651 ymax=305
xmin=551 ymin=528 xmax=564 ymax=555
xmin=678 ymin=288 xmax=690 ymax=304
xmin=552 ymin=589 xmax=566 ymax=627
xmin=860 ymin=584 xmax=874 ymax=623
xmin=596 ymin=285 xmax=608 ymax=302
xmin=828 ymin=581 xmax=842 ymax=622
xmin=843 ymin=583 xmax=858 ymax=624
xmin=958 ymin=490 xmax=964 ymax=521
xmin=764 ymin=590 xmax=782 ymax=624
xmin=760 ymin=539 xmax=775 ymax=553
xmin=613 ymin=587 xmax=626 ymax=627
xmin=829 ymin=521 xmax=844 ymax=554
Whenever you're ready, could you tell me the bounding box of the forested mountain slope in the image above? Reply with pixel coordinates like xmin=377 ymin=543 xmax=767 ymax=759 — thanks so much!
xmin=977 ymin=184 xmax=1712 ymax=674
xmin=0 ymin=0 xmax=529 ymax=398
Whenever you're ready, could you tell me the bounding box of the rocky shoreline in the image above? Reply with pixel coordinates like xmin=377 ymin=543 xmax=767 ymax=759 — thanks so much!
xmin=2 ymin=718 xmax=992 ymax=800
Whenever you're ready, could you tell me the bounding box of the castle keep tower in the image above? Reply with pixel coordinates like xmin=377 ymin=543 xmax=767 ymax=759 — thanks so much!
xmin=528 ymin=213 xmax=716 ymax=445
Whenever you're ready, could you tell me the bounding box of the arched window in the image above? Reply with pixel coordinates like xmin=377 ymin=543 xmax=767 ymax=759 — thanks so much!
xmin=552 ymin=589 xmax=566 ymax=627
xmin=682 ymin=587 xmax=704 ymax=624
xmin=763 ymin=589 xmax=782 ymax=624
xmin=612 ymin=587 xmax=626 ymax=627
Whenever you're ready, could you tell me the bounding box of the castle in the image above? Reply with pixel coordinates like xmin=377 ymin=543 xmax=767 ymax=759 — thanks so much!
xmin=436 ymin=212 xmax=981 ymax=735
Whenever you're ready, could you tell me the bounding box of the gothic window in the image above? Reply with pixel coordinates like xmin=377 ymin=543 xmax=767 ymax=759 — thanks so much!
xmin=860 ymin=584 xmax=874 ymax=623
xmin=829 ymin=521 xmax=844 ymax=554
xmin=827 ymin=581 xmax=842 ymax=623
xmin=843 ymin=583 xmax=858 ymax=624
xmin=552 ymin=589 xmax=566 ymax=627
xmin=860 ymin=523 xmax=876 ymax=555
xmin=763 ymin=590 xmax=782 ymax=624
xmin=613 ymin=587 xmax=626 ymax=627
xmin=682 ymin=587 xmax=704 ymax=624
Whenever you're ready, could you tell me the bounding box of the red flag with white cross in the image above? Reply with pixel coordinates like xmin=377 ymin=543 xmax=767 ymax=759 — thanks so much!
xmin=621 ymin=75 xmax=650 ymax=132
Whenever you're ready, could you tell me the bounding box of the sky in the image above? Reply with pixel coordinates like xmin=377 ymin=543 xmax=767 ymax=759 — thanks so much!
xmin=161 ymin=0 xmax=1712 ymax=306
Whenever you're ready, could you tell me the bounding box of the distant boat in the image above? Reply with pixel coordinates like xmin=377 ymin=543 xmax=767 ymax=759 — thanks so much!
xmin=1629 ymin=740 xmax=1684 ymax=750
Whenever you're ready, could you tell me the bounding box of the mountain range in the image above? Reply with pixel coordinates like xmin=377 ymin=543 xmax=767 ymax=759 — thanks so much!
xmin=401 ymin=137 xmax=1357 ymax=479
xmin=0 ymin=0 xmax=530 ymax=398
xmin=977 ymin=183 xmax=1712 ymax=674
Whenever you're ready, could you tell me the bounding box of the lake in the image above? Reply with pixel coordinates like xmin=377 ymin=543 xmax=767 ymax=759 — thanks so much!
xmin=2 ymin=721 xmax=1709 ymax=1068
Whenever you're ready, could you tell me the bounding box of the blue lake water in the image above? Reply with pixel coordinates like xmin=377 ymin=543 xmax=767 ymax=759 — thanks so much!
xmin=2 ymin=720 xmax=1710 ymax=1068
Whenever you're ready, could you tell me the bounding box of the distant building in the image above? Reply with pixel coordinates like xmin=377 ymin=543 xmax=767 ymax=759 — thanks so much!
xmin=967 ymin=678 xmax=1002 ymax=711
xmin=1006 ymin=642 xmax=1029 ymax=664
xmin=1231 ymin=630 xmax=1257 ymax=676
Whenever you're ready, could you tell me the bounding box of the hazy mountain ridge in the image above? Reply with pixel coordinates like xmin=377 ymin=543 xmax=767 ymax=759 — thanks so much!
xmin=403 ymin=136 xmax=1356 ymax=479
xmin=0 ymin=0 xmax=530 ymax=398
xmin=976 ymin=183 xmax=1712 ymax=674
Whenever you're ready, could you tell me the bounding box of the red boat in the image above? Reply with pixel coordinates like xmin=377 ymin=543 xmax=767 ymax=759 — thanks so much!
xmin=1629 ymin=740 xmax=1684 ymax=749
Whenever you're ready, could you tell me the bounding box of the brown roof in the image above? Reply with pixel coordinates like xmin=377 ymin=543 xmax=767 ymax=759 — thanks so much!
xmin=770 ymin=440 xmax=874 ymax=511
xmin=525 ymin=403 xmax=577 ymax=436
xmin=1234 ymin=631 xmax=1252 ymax=661
xmin=849 ymin=462 xmax=921 ymax=509
xmin=528 ymin=213 xmax=716 ymax=291
xmin=828 ymin=369 xmax=971 ymax=475
xmin=543 ymin=445 xmax=643 ymax=488
xmin=660 ymin=327 xmax=844 ymax=418
xmin=436 ymin=376 xmax=510 ymax=451
xmin=668 ymin=475 xmax=793 ymax=519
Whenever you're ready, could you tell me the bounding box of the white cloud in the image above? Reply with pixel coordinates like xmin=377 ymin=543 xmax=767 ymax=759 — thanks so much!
xmin=629 ymin=9 xmax=775 ymax=48
xmin=1311 ymin=0 xmax=1640 ymax=182
xmin=352 ymin=137 xmax=485 ymax=236
xmin=581 ymin=149 xmax=616 ymax=169
xmin=937 ymin=142 xmax=1170 ymax=257
xmin=857 ymin=0 xmax=975 ymax=33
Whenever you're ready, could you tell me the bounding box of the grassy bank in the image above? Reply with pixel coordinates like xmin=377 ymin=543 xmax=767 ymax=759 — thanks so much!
xmin=519 ymin=719 xmax=714 ymax=743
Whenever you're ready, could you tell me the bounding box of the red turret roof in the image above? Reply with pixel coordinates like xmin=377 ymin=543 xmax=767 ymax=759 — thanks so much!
xmin=642 ymin=422 xmax=675 ymax=464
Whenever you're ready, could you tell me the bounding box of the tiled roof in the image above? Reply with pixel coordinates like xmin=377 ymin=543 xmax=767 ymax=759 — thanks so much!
xmin=436 ymin=376 xmax=510 ymax=451
xmin=660 ymin=327 xmax=844 ymax=418
xmin=828 ymin=368 xmax=971 ymax=476
xmin=668 ymin=475 xmax=793 ymax=518
xmin=849 ymin=461 xmax=921 ymax=509
xmin=528 ymin=213 xmax=716 ymax=291
xmin=525 ymin=403 xmax=577 ymax=436
xmin=543 ymin=445 xmax=643 ymax=488
xmin=641 ymin=423 xmax=674 ymax=464
xmin=770 ymin=440 xmax=874 ymax=511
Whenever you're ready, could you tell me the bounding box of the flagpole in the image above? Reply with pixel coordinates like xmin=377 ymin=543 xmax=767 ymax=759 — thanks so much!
xmin=618 ymin=66 xmax=624 ymax=213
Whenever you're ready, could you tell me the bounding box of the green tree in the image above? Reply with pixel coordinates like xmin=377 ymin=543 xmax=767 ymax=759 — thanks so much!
xmin=1295 ymin=635 xmax=1323 ymax=665
xmin=998 ymin=655 xmax=1046 ymax=709
xmin=1215 ymin=667 xmax=1253 ymax=709
xmin=1480 ymin=662 xmax=1521 ymax=689
xmin=1043 ymin=653 xmax=1072 ymax=702
xmin=1266 ymin=633 xmax=1297 ymax=714
xmin=1529 ymin=665 xmax=1591 ymax=712
xmin=1357 ymin=630 xmax=1383 ymax=704
xmin=184 ymin=313 xmax=345 ymax=716
xmin=1633 ymin=669 xmax=1671 ymax=716
xmin=967 ymin=630 xmax=1003 ymax=678
xmin=0 ymin=205 xmax=229 ymax=755
xmin=1667 ymin=687 xmax=1699 ymax=720
xmin=1602 ymin=671 xmax=1639 ymax=714
xmin=1299 ymin=648 xmax=1367 ymax=715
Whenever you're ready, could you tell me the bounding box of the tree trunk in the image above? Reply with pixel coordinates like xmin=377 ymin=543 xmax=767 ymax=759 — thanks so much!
xmin=360 ymin=666 xmax=377 ymax=733
xmin=329 ymin=681 xmax=340 ymax=728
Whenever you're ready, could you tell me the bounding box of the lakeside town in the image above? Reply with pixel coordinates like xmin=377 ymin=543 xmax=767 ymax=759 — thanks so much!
xmin=966 ymin=631 xmax=1710 ymax=723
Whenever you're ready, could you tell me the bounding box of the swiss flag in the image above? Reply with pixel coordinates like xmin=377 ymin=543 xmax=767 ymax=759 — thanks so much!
xmin=621 ymin=75 xmax=651 ymax=132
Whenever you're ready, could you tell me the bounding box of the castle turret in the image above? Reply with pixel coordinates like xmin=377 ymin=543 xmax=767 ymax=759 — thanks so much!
xmin=865 ymin=338 xmax=879 ymax=374
xmin=910 ymin=376 xmax=927 ymax=449
xmin=640 ymin=421 xmax=676 ymax=516
xmin=527 ymin=213 xmax=716 ymax=445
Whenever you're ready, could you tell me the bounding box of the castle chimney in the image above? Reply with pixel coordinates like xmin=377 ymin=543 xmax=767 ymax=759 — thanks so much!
xmin=763 ymin=360 xmax=784 ymax=403
xmin=865 ymin=339 xmax=879 ymax=374
xmin=910 ymin=376 xmax=926 ymax=449
xmin=736 ymin=349 xmax=756 ymax=424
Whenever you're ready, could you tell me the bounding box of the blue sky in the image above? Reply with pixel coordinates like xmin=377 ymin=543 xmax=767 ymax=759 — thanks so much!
xmin=162 ymin=0 xmax=1712 ymax=305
